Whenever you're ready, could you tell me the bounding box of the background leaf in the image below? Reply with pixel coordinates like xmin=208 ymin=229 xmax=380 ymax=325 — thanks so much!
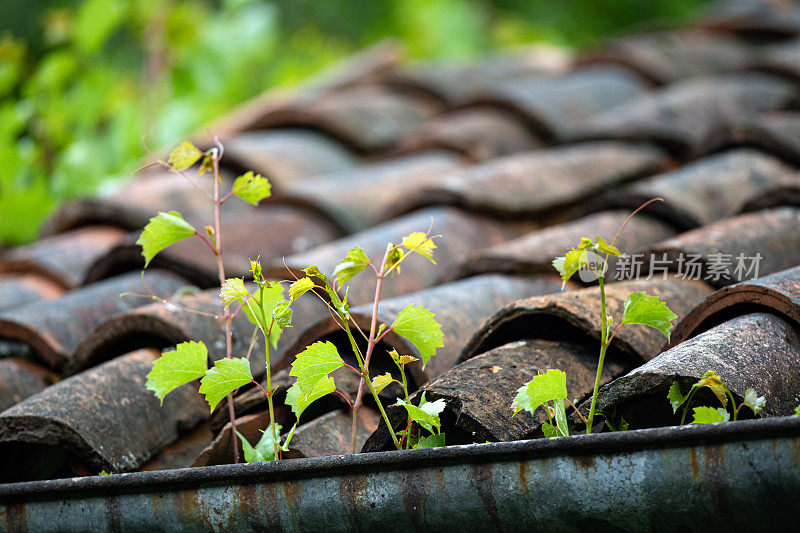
xmin=136 ymin=211 xmax=196 ymax=267
xmin=391 ymin=304 xmax=444 ymax=369
xmin=232 ymin=171 xmax=272 ymax=205
xmin=167 ymin=141 xmax=202 ymax=171
xmin=620 ymin=292 xmax=678 ymax=342
xmin=199 ymin=357 xmax=253 ymax=412
xmin=146 ymin=341 xmax=208 ymax=404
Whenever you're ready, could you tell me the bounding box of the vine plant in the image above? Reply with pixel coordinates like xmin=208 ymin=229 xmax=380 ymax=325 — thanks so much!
xmin=512 ymin=199 xmax=679 ymax=436
xmin=668 ymin=371 xmax=765 ymax=424
xmin=136 ymin=140 xmax=446 ymax=464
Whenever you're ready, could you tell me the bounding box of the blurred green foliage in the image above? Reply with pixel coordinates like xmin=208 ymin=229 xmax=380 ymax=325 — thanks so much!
xmin=0 ymin=0 xmax=709 ymax=245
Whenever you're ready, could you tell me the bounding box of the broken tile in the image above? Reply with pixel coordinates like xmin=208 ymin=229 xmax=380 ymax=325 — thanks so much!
xmin=0 ymin=270 xmax=187 ymax=370
xmin=0 ymin=349 xmax=208 ymax=482
xmin=461 ymin=278 xmax=712 ymax=364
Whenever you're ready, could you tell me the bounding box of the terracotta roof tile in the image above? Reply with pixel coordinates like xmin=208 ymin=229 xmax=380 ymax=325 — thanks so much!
xmin=0 ymin=274 xmax=64 ymax=312
xmin=0 ymin=359 xmax=56 ymax=412
xmin=0 ymin=349 xmax=207 ymax=482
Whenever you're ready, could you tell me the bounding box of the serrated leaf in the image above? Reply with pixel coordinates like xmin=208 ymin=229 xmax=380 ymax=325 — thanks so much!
xmin=272 ymin=300 xmax=292 ymax=329
xmin=236 ymin=423 xmax=282 ymax=463
xmin=512 ymin=369 xmax=567 ymax=415
xmin=620 ymin=292 xmax=678 ymax=342
xmin=696 ymin=371 xmax=728 ymax=407
xmin=136 ymin=211 xmax=196 ymax=267
xmin=413 ymin=433 xmax=445 ymax=448
xmin=372 ymin=373 xmax=395 ymax=394
xmin=333 ymin=247 xmax=369 ymax=286
xmin=289 ymin=341 xmax=345 ymax=392
xmin=232 ymin=171 xmax=272 ymax=205
xmin=397 ymin=397 xmax=445 ymax=434
xmin=168 ymin=141 xmax=202 ymax=171
xmin=285 ymin=376 xmax=336 ymax=419
xmin=552 ymin=248 xmax=589 ymax=290
xmin=244 ymin=284 xmax=287 ymax=348
xmin=220 ymin=277 xmax=247 ymax=308
xmin=401 ymin=232 xmax=437 ymax=264
xmin=691 ymin=406 xmax=730 ymax=424
xmin=146 ymin=341 xmax=208 ymax=404
xmin=596 ymin=235 xmax=621 ymax=256
xmin=391 ymin=305 xmax=444 ymax=369
xmin=289 ymin=277 xmax=314 ymax=300
xmin=743 ymin=389 xmax=765 ymax=414
xmin=199 ymin=357 xmax=253 ymax=413
xmin=667 ymin=381 xmax=687 ymax=413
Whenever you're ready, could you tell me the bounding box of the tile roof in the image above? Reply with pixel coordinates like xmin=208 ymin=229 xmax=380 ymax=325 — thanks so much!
xmin=1 ymin=2 xmax=800 ymax=511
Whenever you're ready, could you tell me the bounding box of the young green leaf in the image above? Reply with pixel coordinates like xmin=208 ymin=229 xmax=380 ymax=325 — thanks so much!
xmin=235 ymin=423 xmax=282 ymax=463
xmin=742 ymin=388 xmax=765 ymax=414
xmin=596 ymin=235 xmax=621 ymax=256
xmin=696 ymin=371 xmax=728 ymax=407
xmin=372 ymin=372 xmax=395 ymax=394
xmin=512 ymin=369 xmax=567 ymax=415
xmin=542 ymin=422 xmax=560 ymax=438
xmin=332 ymin=246 xmax=370 ymax=287
xmin=146 ymin=341 xmax=208 ymax=404
xmin=401 ymin=232 xmax=437 ymax=264
xmin=168 ymin=141 xmax=202 ymax=171
xmin=285 ymin=376 xmax=336 ymax=419
xmin=413 ymin=433 xmax=445 ymax=448
xmin=136 ymin=211 xmax=197 ymax=267
xmin=552 ymin=248 xmax=589 ymax=290
xmin=289 ymin=277 xmax=314 ymax=300
xmin=199 ymin=357 xmax=253 ymax=413
xmin=272 ymin=300 xmax=292 ymax=329
xmin=667 ymin=381 xmax=687 ymax=413
xmin=289 ymin=341 xmax=345 ymax=392
xmin=244 ymin=284 xmax=288 ymax=348
xmin=691 ymin=406 xmax=730 ymax=424
xmin=397 ymin=397 xmax=445 ymax=434
xmin=232 ymin=171 xmax=272 ymax=205
xmin=619 ymin=292 xmax=678 ymax=342
xmin=220 ymin=277 xmax=248 ymax=308
xmin=552 ymin=397 xmax=569 ymax=437
xmin=390 ymin=305 xmax=444 ymax=369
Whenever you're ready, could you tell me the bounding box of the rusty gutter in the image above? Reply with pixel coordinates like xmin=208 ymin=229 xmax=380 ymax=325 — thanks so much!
xmin=2 ymin=416 xmax=800 ymax=531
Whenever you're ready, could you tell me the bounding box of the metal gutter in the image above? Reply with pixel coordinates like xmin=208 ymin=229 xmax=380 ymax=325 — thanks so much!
xmin=2 ymin=416 xmax=800 ymax=532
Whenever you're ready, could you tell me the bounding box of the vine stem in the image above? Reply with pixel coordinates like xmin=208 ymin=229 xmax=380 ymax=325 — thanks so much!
xmin=210 ymin=141 xmax=239 ymax=464
xmin=586 ymin=275 xmax=608 ymax=434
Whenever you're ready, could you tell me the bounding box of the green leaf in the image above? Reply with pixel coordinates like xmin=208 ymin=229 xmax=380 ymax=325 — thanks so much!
xmin=512 ymin=369 xmax=567 ymax=415
xmin=596 ymin=235 xmax=621 ymax=256
xmin=372 ymin=372 xmax=395 ymax=394
xmin=289 ymin=277 xmax=314 ymax=300
xmin=391 ymin=305 xmax=444 ymax=369
xmin=244 ymin=284 xmax=288 ymax=348
xmin=285 ymin=376 xmax=336 ymax=419
xmin=168 ymin=141 xmax=203 ymax=171
xmin=232 ymin=171 xmax=272 ymax=205
xmin=413 ymin=433 xmax=445 ymax=448
xmin=136 ymin=211 xmax=197 ymax=268
xmin=236 ymin=423 xmax=282 ymax=463
xmin=289 ymin=341 xmax=345 ymax=392
xmin=691 ymin=406 xmax=730 ymax=424
xmin=272 ymin=300 xmax=292 ymax=329
xmin=696 ymin=371 xmax=728 ymax=407
xmin=667 ymin=381 xmax=687 ymax=413
xmin=552 ymin=248 xmax=589 ymax=290
xmin=542 ymin=422 xmax=560 ymax=438
xmin=220 ymin=277 xmax=247 ymax=308
xmin=332 ymin=246 xmax=370 ymax=286
xmin=401 ymin=232 xmax=437 ymax=264
xmin=397 ymin=396 xmax=445 ymax=434
xmin=742 ymin=389 xmax=765 ymax=415
xmin=146 ymin=341 xmax=208 ymax=404
xmin=620 ymin=292 xmax=678 ymax=342
xmin=553 ymin=397 xmax=569 ymax=437
xmin=795 ymin=405 xmax=800 ymax=417
xmin=199 ymin=357 xmax=253 ymax=413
